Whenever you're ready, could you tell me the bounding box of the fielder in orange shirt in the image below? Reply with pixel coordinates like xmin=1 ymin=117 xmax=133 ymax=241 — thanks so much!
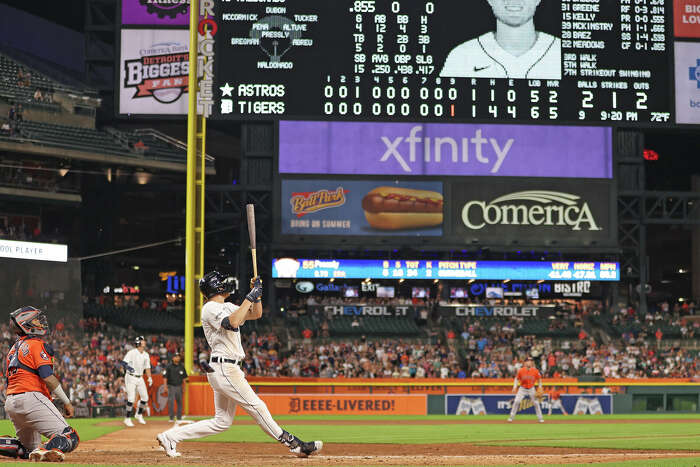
xmin=548 ymin=387 xmax=568 ymax=415
xmin=1 ymin=306 xmax=79 ymax=462
xmin=507 ymin=357 xmax=544 ymax=423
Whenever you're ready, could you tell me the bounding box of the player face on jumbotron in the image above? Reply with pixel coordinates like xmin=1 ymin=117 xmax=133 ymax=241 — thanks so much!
xmin=486 ymin=0 xmax=541 ymax=27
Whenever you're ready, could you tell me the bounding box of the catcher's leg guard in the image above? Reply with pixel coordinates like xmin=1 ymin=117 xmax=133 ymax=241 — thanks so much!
xmin=0 ymin=436 xmax=28 ymax=459
xmin=44 ymin=427 xmax=79 ymax=454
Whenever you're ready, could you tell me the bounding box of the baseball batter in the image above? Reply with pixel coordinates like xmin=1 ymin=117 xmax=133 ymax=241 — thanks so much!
xmin=440 ymin=0 xmax=561 ymax=79
xmin=1 ymin=306 xmax=79 ymax=462
xmin=508 ymin=357 xmax=544 ymax=422
xmin=122 ymin=336 xmax=152 ymax=427
xmin=548 ymin=387 xmax=568 ymax=415
xmin=157 ymin=271 xmax=322 ymax=458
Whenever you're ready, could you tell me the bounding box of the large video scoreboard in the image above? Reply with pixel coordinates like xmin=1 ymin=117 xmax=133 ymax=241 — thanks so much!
xmin=206 ymin=0 xmax=691 ymax=125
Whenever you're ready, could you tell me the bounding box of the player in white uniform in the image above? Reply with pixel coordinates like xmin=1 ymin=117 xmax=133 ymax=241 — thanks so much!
xmin=122 ymin=336 xmax=153 ymax=427
xmin=440 ymin=0 xmax=561 ymax=79
xmin=156 ymin=271 xmax=322 ymax=458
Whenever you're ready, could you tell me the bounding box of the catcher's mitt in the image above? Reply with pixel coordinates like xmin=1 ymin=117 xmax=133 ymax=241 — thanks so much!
xmin=535 ymin=388 xmax=545 ymax=401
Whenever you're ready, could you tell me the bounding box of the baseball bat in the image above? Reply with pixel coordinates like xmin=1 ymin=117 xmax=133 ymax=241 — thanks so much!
xmin=246 ymin=204 xmax=258 ymax=278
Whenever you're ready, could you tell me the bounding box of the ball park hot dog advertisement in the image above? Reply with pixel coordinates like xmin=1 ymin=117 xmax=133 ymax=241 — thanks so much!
xmin=280 ymin=179 xmax=443 ymax=236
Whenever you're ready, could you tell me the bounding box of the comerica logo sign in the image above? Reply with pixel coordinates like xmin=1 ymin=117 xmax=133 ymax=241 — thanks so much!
xmin=461 ymin=191 xmax=601 ymax=231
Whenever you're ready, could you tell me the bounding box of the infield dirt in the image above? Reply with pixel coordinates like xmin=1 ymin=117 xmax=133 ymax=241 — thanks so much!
xmin=23 ymin=418 xmax=699 ymax=466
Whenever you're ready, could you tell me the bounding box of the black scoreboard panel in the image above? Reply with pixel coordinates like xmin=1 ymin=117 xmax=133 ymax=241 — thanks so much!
xmin=213 ymin=0 xmax=672 ymax=125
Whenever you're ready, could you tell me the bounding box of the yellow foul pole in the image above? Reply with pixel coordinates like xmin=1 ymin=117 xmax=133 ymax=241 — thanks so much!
xmin=184 ymin=0 xmax=200 ymax=380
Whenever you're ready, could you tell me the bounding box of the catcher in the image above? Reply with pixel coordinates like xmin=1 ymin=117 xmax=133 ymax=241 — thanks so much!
xmin=507 ymin=357 xmax=544 ymax=423
xmin=1 ymin=306 xmax=79 ymax=462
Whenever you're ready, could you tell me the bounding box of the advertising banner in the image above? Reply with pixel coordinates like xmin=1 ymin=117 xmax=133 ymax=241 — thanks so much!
xmin=121 ymin=0 xmax=189 ymax=26
xmin=261 ymin=394 xmax=426 ymax=415
xmin=674 ymin=0 xmax=700 ymax=37
xmin=675 ymin=41 xmax=700 ymax=124
xmin=278 ymin=121 xmax=612 ymax=178
xmin=280 ymin=179 xmax=443 ymax=237
xmin=452 ymin=177 xmax=615 ymax=247
xmin=119 ymin=29 xmax=189 ymax=115
xmin=464 ymin=281 xmax=602 ymax=299
xmin=439 ymin=305 xmax=552 ymax=319
xmin=0 ymin=239 xmax=67 ymax=262
xmin=272 ymin=258 xmax=620 ymax=281
xmin=186 ymin=388 xmax=426 ymax=416
xmin=309 ymin=304 xmax=416 ymax=317
xmin=445 ymin=394 xmax=612 ymax=415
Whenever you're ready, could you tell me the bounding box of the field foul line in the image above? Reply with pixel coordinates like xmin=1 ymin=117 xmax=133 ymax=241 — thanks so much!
xmin=473 ymin=434 xmax=700 ymax=443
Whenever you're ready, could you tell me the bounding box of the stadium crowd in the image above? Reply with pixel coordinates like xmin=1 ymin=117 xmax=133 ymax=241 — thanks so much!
xmin=0 ymin=306 xmax=695 ymax=413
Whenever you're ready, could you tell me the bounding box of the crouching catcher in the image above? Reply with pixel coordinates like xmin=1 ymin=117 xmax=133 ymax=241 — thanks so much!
xmin=1 ymin=306 xmax=79 ymax=462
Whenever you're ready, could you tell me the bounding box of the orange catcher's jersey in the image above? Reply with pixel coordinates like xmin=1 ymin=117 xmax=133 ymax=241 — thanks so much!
xmin=516 ymin=367 xmax=541 ymax=389
xmin=550 ymin=390 xmax=562 ymax=400
xmin=6 ymin=336 xmax=53 ymax=398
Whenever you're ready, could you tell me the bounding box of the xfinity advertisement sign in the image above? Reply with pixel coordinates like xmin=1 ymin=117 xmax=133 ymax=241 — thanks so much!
xmin=279 ymin=121 xmax=612 ymax=178
xmin=453 ymin=178 xmax=615 ymax=247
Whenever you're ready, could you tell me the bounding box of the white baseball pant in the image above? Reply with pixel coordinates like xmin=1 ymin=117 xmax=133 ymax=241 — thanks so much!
xmin=5 ymin=392 xmax=70 ymax=452
xmin=165 ymin=361 xmax=283 ymax=443
xmin=125 ymin=374 xmax=148 ymax=403
xmin=509 ymin=387 xmax=543 ymax=421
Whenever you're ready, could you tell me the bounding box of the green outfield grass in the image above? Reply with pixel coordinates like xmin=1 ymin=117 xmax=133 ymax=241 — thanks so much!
xmin=192 ymin=416 xmax=700 ymax=451
xmin=0 ymin=418 xmax=121 ymax=442
xmin=0 ymin=415 xmax=697 ymax=466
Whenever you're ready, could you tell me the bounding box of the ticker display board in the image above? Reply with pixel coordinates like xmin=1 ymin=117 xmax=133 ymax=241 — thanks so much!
xmin=272 ymin=258 xmax=620 ymax=281
xmin=212 ymin=0 xmax=675 ymax=125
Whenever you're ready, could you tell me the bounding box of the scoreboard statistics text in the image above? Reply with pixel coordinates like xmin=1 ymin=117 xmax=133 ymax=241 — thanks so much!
xmin=213 ymin=0 xmax=672 ymax=125
xmin=272 ymin=258 xmax=621 ymax=281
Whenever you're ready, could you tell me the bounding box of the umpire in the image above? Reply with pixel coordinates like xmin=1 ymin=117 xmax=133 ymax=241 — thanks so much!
xmin=162 ymin=353 xmax=188 ymax=422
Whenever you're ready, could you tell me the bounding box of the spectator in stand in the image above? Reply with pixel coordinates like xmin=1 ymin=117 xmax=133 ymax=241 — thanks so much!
xmin=302 ymin=328 xmax=313 ymax=344
xmin=33 ymin=88 xmax=42 ymax=102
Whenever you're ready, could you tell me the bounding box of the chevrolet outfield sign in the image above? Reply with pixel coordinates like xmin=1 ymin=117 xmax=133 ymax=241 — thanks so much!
xmin=453 ymin=178 xmax=615 ymax=247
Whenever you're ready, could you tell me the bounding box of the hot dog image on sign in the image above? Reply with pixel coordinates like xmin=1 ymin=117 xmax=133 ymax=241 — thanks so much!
xmin=281 ymin=180 xmax=443 ymax=237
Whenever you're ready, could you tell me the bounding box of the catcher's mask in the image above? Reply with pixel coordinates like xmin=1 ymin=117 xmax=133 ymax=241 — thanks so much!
xmin=10 ymin=306 xmax=49 ymax=336
xmin=199 ymin=270 xmax=236 ymax=299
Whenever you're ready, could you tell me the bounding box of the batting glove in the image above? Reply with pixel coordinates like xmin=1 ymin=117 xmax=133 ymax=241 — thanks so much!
xmin=249 ymin=276 xmax=262 ymax=289
xmin=246 ymin=284 xmax=263 ymax=303
xmin=147 ymin=376 xmax=153 ymax=386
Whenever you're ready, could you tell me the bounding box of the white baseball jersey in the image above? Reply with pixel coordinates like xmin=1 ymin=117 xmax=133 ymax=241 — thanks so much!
xmin=164 ymin=299 xmax=285 ymax=448
xmin=201 ymin=301 xmax=245 ymax=360
xmin=440 ymin=32 xmax=561 ymax=80
xmin=123 ymin=348 xmax=151 ymax=376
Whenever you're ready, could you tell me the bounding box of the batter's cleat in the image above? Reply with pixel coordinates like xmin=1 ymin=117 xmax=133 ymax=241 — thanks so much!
xmin=29 ymin=448 xmax=64 ymax=462
xmin=291 ymin=441 xmax=323 ymax=458
xmin=538 ymin=419 xmax=545 ymax=423
xmin=507 ymin=418 xmax=513 ymax=422
xmin=123 ymin=418 xmax=134 ymax=427
xmin=135 ymin=414 xmax=146 ymax=425
xmin=156 ymin=433 xmax=181 ymax=458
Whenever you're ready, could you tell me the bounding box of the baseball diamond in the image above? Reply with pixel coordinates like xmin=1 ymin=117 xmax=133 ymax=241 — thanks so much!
xmin=2 ymin=0 xmax=700 ymax=466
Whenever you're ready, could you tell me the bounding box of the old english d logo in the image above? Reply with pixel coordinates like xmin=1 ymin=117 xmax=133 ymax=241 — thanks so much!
xmin=289 ymin=397 xmax=301 ymax=413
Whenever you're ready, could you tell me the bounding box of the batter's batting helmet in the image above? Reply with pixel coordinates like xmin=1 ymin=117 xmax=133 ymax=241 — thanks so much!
xmin=135 ymin=336 xmax=146 ymax=346
xmin=199 ymin=270 xmax=235 ymax=299
xmin=10 ymin=306 xmax=49 ymax=336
